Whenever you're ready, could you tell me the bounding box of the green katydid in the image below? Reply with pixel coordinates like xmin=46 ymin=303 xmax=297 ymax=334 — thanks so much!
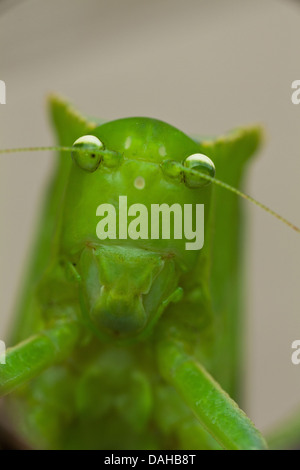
xmin=0 ymin=95 xmax=298 ymax=450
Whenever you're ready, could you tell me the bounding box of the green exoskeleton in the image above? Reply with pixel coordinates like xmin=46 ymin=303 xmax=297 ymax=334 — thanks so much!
xmin=0 ymin=95 xmax=298 ymax=450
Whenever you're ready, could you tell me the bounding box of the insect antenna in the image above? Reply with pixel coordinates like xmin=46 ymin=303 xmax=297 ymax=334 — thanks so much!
xmin=0 ymin=145 xmax=299 ymax=233
xmin=185 ymin=166 xmax=300 ymax=234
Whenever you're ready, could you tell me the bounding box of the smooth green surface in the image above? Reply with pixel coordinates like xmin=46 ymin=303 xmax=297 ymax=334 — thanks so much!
xmin=0 ymin=320 xmax=79 ymax=396
xmin=157 ymin=339 xmax=268 ymax=450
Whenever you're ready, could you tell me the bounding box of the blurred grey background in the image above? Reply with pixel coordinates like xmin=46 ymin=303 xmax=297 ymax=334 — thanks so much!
xmin=0 ymin=0 xmax=299 ymax=434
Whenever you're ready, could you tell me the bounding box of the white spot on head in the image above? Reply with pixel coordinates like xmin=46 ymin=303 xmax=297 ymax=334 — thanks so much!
xmin=124 ymin=136 xmax=132 ymax=149
xmin=158 ymin=145 xmax=167 ymax=157
xmin=134 ymin=176 xmax=145 ymax=190
xmin=73 ymin=135 xmax=104 ymax=148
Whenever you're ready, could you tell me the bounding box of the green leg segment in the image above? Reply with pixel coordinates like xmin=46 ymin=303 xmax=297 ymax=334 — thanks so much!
xmin=0 ymin=320 xmax=79 ymax=397
xmin=156 ymin=338 xmax=268 ymax=450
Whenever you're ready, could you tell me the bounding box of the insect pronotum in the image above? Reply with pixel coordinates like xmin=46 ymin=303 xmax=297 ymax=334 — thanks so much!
xmin=0 ymin=95 xmax=298 ymax=450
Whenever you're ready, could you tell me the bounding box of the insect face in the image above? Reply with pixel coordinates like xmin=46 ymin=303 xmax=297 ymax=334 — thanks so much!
xmin=61 ymin=118 xmax=214 ymax=339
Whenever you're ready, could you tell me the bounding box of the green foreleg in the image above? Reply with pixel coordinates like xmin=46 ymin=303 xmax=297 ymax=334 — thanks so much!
xmin=156 ymin=338 xmax=268 ymax=450
xmin=0 ymin=320 xmax=79 ymax=397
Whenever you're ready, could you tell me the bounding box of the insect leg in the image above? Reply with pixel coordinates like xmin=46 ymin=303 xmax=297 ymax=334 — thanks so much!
xmin=0 ymin=320 xmax=79 ymax=397
xmin=156 ymin=338 xmax=268 ymax=450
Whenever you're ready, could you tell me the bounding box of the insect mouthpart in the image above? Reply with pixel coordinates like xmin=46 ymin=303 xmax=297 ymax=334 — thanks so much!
xmin=90 ymin=286 xmax=148 ymax=337
xmin=79 ymin=245 xmax=179 ymax=340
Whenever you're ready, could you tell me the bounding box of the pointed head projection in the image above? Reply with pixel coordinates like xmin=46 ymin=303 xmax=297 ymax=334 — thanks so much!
xmin=61 ymin=117 xmax=215 ymax=340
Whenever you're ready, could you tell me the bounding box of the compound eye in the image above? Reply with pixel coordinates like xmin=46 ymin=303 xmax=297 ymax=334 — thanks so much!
xmin=72 ymin=135 xmax=104 ymax=172
xmin=183 ymin=153 xmax=215 ymax=188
